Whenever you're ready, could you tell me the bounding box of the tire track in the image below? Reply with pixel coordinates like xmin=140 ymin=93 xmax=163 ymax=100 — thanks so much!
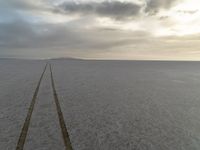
xmin=50 ymin=64 xmax=73 ymax=150
xmin=16 ymin=63 xmax=48 ymax=150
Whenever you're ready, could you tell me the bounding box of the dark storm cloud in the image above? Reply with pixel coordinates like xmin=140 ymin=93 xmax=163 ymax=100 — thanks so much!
xmin=57 ymin=1 xmax=142 ymax=20
xmin=145 ymin=0 xmax=179 ymax=14
xmin=56 ymin=0 xmax=182 ymax=19
xmin=0 ymin=0 xmax=181 ymax=23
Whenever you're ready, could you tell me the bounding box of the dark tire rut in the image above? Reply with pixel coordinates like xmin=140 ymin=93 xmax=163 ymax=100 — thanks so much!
xmin=16 ymin=64 xmax=48 ymax=150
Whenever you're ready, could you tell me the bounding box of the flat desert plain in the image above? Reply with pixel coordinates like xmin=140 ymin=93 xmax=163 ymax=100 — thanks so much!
xmin=1 ymin=58 xmax=200 ymax=150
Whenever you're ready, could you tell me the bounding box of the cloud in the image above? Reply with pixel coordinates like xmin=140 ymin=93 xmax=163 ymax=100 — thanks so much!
xmin=159 ymin=16 xmax=169 ymax=20
xmin=56 ymin=0 xmax=182 ymax=19
xmin=1 ymin=18 xmax=200 ymax=60
xmin=57 ymin=1 xmax=142 ymax=20
xmin=0 ymin=20 xmax=81 ymax=49
xmin=177 ymin=10 xmax=198 ymax=14
xmin=3 ymin=0 xmax=55 ymax=12
xmin=145 ymin=0 xmax=179 ymax=14
xmin=0 ymin=18 xmax=153 ymax=58
xmin=1 ymin=0 xmax=200 ymax=60
xmin=0 ymin=0 xmax=58 ymax=23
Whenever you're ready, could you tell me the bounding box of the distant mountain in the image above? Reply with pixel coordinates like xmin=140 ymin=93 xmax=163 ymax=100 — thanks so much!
xmin=49 ymin=57 xmax=83 ymax=61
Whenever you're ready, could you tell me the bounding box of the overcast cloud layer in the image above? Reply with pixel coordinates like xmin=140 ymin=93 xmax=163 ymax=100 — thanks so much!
xmin=0 ymin=0 xmax=200 ymax=60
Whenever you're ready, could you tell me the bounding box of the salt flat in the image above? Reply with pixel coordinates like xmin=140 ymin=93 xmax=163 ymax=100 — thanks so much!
xmin=1 ymin=59 xmax=200 ymax=150
xmin=0 ymin=59 xmax=45 ymax=149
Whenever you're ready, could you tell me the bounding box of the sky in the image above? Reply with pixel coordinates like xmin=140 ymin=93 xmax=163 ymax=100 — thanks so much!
xmin=0 ymin=0 xmax=200 ymax=60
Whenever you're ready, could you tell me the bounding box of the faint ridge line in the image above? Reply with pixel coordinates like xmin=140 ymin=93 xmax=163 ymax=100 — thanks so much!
xmin=16 ymin=63 xmax=48 ymax=150
xmin=49 ymin=64 xmax=73 ymax=150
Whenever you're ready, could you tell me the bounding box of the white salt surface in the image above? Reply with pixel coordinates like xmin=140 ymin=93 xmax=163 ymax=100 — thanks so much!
xmin=1 ymin=59 xmax=200 ymax=150
xmin=52 ymin=60 xmax=200 ymax=150
xmin=0 ymin=59 xmax=45 ymax=149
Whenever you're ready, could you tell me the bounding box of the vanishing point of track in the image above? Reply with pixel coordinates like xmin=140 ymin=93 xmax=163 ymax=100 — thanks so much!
xmin=16 ymin=63 xmax=73 ymax=150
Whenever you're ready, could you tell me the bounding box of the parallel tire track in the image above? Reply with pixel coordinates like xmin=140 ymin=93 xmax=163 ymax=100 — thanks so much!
xmin=50 ymin=64 xmax=73 ymax=150
xmin=16 ymin=63 xmax=48 ymax=150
